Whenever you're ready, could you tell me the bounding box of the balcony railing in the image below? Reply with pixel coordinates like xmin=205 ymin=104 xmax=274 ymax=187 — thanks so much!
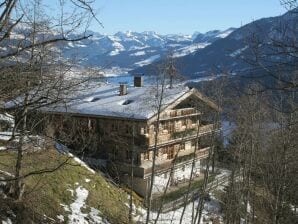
xmin=142 ymin=147 xmax=209 ymax=177
xmin=146 ymin=124 xmax=216 ymax=146
xmin=115 ymin=147 xmax=209 ymax=178
xmin=160 ymin=108 xmax=200 ymax=121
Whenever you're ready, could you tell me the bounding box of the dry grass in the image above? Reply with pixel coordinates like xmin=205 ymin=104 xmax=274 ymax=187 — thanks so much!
xmin=0 ymin=148 xmax=131 ymax=223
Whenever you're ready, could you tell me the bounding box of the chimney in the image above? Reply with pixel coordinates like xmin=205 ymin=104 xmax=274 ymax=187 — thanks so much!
xmin=133 ymin=74 xmax=144 ymax=87
xmin=119 ymin=83 xmax=128 ymax=96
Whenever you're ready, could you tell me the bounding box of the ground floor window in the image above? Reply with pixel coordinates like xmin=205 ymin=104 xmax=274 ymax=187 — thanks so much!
xmin=144 ymin=151 xmax=150 ymax=160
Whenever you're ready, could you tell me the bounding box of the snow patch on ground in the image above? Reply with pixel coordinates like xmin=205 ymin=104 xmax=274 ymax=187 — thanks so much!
xmin=67 ymin=189 xmax=74 ymax=197
xmin=230 ymin=46 xmax=248 ymax=57
xmin=0 ymin=169 xmax=14 ymax=178
xmin=0 ymin=113 xmax=14 ymax=127
xmin=108 ymin=42 xmax=125 ymax=56
xmin=57 ymin=215 xmax=64 ymax=222
xmin=61 ymin=186 xmax=109 ymax=224
xmin=72 ymin=157 xmax=96 ymax=174
xmin=55 ymin=143 xmax=96 ymax=174
xmin=0 ymin=146 xmax=7 ymax=151
xmin=173 ymin=43 xmax=210 ymax=57
xmin=89 ymin=207 xmax=109 ymax=224
xmin=133 ymin=168 xmax=229 ymax=223
xmin=130 ymin=50 xmax=146 ymax=56
xmin=134 ymin=196 xmax=222 ymax=224
xmin=134 ymin=54 xmax=160 ymax=67
xmin=1 ymin=218 xmax=12 ymax=224
xmin=68 ymin=186 xmax=89 ymax=223
xmin=0 ymin=132 xmax=13 ymax=141
xmin=216 ymin=29 xmax=234 ymax=38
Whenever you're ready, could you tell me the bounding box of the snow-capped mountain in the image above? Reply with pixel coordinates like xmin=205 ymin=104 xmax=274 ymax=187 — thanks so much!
xmin=60 ymin=29 xmax=235 ymax=73
xmin=192 ymin=28 xmax=235 ymax=43
xmin=133 ymin=9 xmax=298 ymax=78
xmin=0 ymin=24 xmax=236 ymax=74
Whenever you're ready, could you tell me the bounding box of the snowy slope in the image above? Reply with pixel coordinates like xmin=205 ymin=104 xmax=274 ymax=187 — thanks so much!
xmin=1 ymin=25 xmax=235 ymax=73
xmin=134 ymin=9 xmax=298 ymax=78
xmin=60 ymin=29 xmax=235 ymax=72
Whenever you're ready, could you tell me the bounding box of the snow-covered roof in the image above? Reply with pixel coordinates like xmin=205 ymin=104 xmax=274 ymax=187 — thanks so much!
xmin=44 ymin=83 xmax=191 ymax=120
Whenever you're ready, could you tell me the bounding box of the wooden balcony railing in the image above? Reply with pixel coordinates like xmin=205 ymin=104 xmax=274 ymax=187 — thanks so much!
xmin=160 ymin=108 xmax=200 ymax=121
xmin=117 ymin=147 xmax=209 ymax=178
xmin=145 ymin=124 xmax=216 ymax=146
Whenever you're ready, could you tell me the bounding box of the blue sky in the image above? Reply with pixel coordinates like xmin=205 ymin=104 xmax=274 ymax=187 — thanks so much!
xmin=89 ymin=0 xmax=286 ymax=34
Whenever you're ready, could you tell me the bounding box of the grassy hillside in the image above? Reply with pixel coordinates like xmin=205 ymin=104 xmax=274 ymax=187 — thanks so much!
xmin=0 ymin=148 xmax=131 ymax=223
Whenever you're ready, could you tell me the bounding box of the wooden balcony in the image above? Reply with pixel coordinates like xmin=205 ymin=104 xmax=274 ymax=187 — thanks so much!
xmin=160 ymin=108 xmax=201 ymax=121
xmin=117 ymin=147 xmax=209 ymax=178
xmin=146 ymin=124 xmax=216 ymax=147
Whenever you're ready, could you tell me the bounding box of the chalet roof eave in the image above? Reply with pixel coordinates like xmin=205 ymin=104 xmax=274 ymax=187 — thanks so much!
xmin=41 ymin=110 xmax=148 ymax=122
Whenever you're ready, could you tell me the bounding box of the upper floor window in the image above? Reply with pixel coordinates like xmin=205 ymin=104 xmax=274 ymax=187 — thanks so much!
xmin=170 ymin=111 xmax=176 ymax=117
xmin=125 ymin=124 xmax=132 ymax=134
xmin=111 ymin=123 xmax=118 ymax=131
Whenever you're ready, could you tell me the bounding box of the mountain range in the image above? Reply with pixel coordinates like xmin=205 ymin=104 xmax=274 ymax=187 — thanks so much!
xmin=1 ymin=9 xmax=297 ymax=79
xmin=61 ymin=29 xmax=235 ymax=74
xmin=133 ymin=9 xmax=298 ymax=78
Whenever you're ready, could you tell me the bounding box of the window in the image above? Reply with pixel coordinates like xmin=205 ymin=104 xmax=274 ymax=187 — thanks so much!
xmin=126 ymin=150 xmax=132 ymax=161
xmin=175 ymin=121 xmax=180 ymax=130
xmin=168 ymin=123 xmax=174 ymax=133
xmin=125 ymin=124 xmax=130 ymax=134
xmin=166 ymin=146 xmax=174 ymax=159
xmin=111 ymin=122 xmax=118 ymax=131
xmin=135 ymin=155 xmax=140 ymax=165
xmin=144 ymin=151 xmax=150 ymax=160
xmin=159 ymin=123 xmax=163 ymax=131
xmin=170 ymin=111 xmax=176 ymax=117
xmin=160 ymin=148 xmax=167 ymax=155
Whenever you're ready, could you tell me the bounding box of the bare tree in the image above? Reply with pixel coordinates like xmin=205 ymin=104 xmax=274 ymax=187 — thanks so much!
xmin=0 ymin=0 xmax=101 ymax=203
